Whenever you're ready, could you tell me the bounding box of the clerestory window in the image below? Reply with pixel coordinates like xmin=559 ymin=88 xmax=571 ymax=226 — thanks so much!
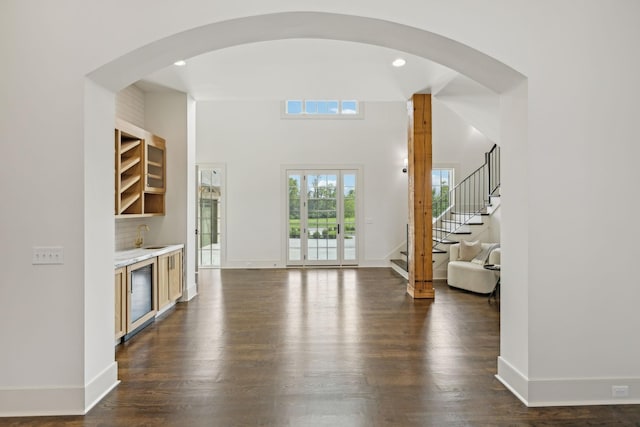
xmin=283 ymin=100 xmax=362 ymax=118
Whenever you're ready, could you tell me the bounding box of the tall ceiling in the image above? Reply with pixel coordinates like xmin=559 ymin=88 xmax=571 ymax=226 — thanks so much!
xmin=137 ymin=39 xmax=459 ymax=101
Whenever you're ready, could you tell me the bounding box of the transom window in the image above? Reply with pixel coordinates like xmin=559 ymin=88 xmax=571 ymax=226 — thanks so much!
xmin=284 ymin=100 xmax=361 ymax=118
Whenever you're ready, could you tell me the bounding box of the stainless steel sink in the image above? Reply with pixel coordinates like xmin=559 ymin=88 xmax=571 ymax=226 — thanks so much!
xmin=144 ymin=245 xmax=168 ymax=250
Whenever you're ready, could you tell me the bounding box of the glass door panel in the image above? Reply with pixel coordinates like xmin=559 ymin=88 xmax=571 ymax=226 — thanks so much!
xmin=286 ymin=169 xmax=359 ymax=266
xmin=306 ymin=172 xmax=338 ymax=264
xmin=342 ymin=172 xmax=357 ymax=264
xmin=197 ymin=167 xmax=222 ymax=268
xmin=287 ymin=173 xmax=303 ymax=263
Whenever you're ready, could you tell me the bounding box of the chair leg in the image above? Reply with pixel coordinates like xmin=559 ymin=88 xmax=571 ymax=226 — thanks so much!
xmin=488 ymin=279 xmax=500 ymax=304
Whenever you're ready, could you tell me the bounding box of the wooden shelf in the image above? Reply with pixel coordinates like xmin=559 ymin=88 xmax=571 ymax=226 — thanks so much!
xmin=115 ymin=119 xmax=167 ymax=217
xmin=119 ymin=175 xmax=141 ymax=194
xmin=120 ymin=192 xmax=141 ymax=213
xmin=120 ymin=156 xmax=141 ymax=174
xmin=120 ymin=139 xmax=141 ymax=155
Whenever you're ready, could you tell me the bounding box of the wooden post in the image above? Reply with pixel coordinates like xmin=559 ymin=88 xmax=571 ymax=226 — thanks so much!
xmin=407 ymin=94 xmax=435 ymax=299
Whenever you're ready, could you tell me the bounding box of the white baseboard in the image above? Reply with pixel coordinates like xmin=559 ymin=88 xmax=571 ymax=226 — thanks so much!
xmin=0 ymin=362 xmax=118 ymax=417
xmin=223 ymin=259 xmax=282 ymax=269
xmin=223 ymin=260 xmax=391 ymax=269
xmin=0 ymin=386 xmax=84 ymax=417
xmin=182 ymin=281 xmax=198 ymax=301
xmin=359 ymin=259 xmax=392 ymax=268
xmin=497 ymin=356 xmax=640 ymax=406
xmin=496 ymin=356 xmax=530 ymax=405
xmin=84 ymin=362 xmax=119 ymax=413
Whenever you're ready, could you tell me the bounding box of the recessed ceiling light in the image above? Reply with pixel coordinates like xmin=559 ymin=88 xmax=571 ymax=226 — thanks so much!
xmin=174 ymin=60 xmax=186 ymax=67
xmin=392 ymin=58 xmax=406 ymax=67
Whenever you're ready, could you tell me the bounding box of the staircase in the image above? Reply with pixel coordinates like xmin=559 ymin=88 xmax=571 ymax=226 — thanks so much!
xmin=391 ymin=145 xmax=500 ymax=279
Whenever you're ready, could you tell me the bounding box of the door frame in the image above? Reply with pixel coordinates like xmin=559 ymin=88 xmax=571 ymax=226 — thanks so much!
xmin=281 ymin=164 xmax=363 ymax=267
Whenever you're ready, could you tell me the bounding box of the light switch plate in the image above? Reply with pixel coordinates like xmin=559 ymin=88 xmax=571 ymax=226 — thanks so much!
xmin=32 ymin=246 xmax=64 ymax=265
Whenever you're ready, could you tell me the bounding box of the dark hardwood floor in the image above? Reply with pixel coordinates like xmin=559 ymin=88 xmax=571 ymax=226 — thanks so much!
xmin=4 ymin=268 xmax=640 ymax=426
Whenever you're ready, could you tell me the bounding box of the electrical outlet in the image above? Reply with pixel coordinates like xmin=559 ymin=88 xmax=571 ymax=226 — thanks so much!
xmin=612 ymin=385 xmax=629 ymax=398
xmin=32 ymin=246 xmax=64 ymax=265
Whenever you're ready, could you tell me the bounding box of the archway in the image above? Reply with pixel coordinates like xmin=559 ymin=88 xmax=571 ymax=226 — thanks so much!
xmin=85 ymin=10 xmax=528 ymax=410
xmin=89 ymin=12 xmax=524 ymax=93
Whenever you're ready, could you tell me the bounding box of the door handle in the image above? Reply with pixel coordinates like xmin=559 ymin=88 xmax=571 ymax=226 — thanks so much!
xmin=337 ymin=224 xmax=340 ymax=234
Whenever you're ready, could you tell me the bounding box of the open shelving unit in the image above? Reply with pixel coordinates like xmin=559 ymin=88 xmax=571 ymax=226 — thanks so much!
xmin=115 ymin=119 xmax=166 ymax=217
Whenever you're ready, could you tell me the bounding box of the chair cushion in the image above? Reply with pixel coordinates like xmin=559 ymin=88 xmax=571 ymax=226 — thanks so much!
xmin=458 ymin=240 xmax=482 ymax=261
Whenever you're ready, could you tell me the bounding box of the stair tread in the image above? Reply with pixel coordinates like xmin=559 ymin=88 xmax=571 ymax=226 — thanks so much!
xmin=433 ymin=238 xmax=457 ymax=244
xmin=390 ymin=259 xmax=408 ymax=271
xmin=442 ymin=219 xmax=484 ymax=225
xmin=433 ymin=228 xmax=471 ymax=235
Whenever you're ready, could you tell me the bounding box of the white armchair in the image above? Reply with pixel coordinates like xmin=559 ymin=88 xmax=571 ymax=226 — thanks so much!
xmin=447 ymin=242 xmax=501 ymax=294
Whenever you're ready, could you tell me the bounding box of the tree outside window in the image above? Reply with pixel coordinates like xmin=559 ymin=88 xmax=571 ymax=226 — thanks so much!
xmin=432 ymin=168 xmax=453 ymax=218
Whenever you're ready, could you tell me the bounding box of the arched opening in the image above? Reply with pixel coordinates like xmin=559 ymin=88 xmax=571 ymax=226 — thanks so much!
xmin=89 ymin=12 xmax=524 ymax=93
xmin=85 ymin=11 xmax=528 ymax=409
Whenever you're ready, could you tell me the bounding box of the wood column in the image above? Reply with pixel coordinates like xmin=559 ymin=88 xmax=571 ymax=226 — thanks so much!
xmin=407 ymin=94 xmax=435 ymax=299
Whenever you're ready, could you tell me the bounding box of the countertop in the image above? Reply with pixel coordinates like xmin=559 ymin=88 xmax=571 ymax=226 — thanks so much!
xmin=115 ymin=244 xmax=184 ymax=268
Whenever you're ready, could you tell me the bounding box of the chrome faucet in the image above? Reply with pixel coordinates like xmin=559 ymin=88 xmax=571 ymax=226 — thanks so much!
xmin=134 ymin=224 xmax=149 ymax=248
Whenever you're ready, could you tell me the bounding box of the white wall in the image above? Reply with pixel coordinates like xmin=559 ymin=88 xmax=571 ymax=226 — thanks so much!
xmin=434 ymin=74 xmax=500 ymax=144
xmin=432 ymin=97 xmax=496 ymax=182
xmin=196 ymin=100 xmax=409 ymax=267
xmin=518 ymin=2 xmax=640 ymax=404
xmin=115 ymin=85 xmax=145 ymax=128
xmin=3 ymin=0 xmax=640 ymax=415
xmin=83 ymin=80 xmax=119 ymax=411
xmin=144 ymin=91 xmax=198 ymax=300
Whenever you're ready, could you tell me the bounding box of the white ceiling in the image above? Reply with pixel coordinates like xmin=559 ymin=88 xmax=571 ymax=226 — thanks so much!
xmin=137 ymin=39 xmax=459 ymax=102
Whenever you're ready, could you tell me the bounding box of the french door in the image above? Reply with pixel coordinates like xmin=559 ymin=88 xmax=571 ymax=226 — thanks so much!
xmin=287 ymin=169 xmax=358 ymax=266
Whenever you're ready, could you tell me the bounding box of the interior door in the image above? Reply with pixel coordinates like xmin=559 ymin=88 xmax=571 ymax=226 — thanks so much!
xmin=287 ymin=169 xmax=358 ymax=266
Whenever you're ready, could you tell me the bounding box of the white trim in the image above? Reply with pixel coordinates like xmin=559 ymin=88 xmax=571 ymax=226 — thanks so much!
xmin=355 ymin=259 xmax=390 ymax=268
xmin=224 ymin=259 xmax=283 ymax=269
xmin=84 ymin=362 xmax=120 ymax=414
xmin=182 ymin=281 xmax=198 ymax=301
xmin=0 ymin=387 xmax=84 ymax=417
xmin=0 ymin=362 xmax=118 ymax=416
xmin=496 ymin=356 xmax=530 ymax=405
xmin=497 ymin=356 xmax=640 ymax=407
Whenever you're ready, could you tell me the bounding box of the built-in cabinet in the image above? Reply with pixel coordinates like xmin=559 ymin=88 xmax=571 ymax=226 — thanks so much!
xmin=115 ymin=248 xmax=183 ymax=341
xmin=115 ymin=119 xmax=166 ymax=217
xmin=114 ymin=267 xmax=126 ymax=340
xmin=157 ymin=249 xmax=183 ymax=310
